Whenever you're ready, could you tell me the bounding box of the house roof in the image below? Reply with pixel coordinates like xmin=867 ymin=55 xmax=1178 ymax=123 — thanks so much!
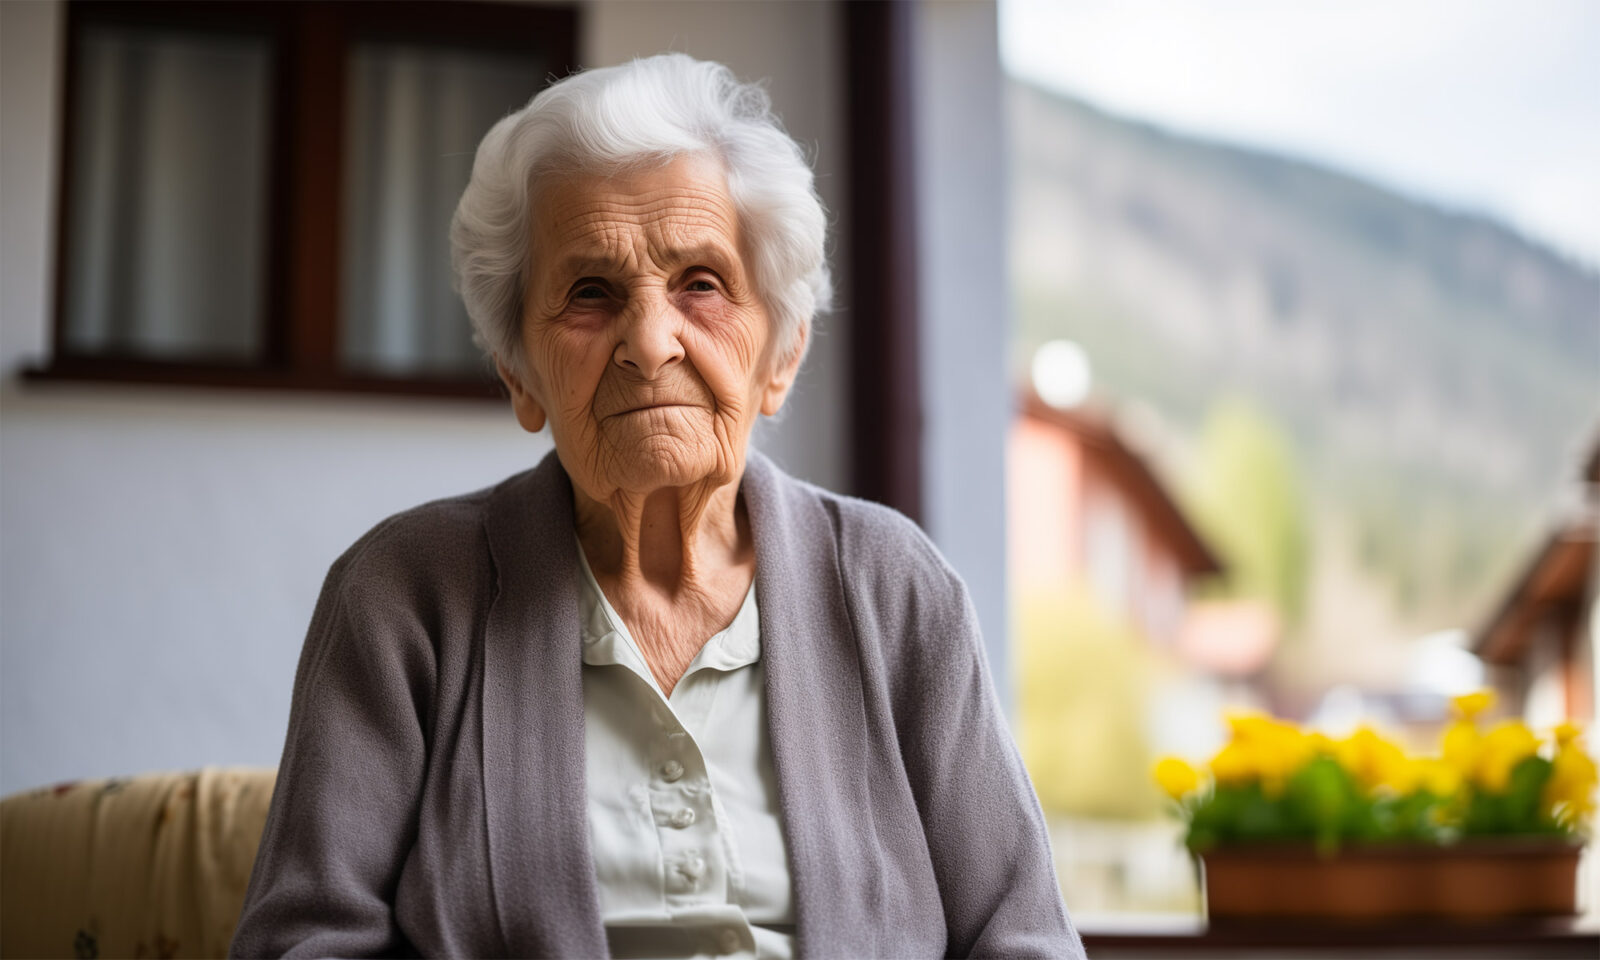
xmin=1018 ymin=391 xmax=1223 ymax=576
xmin=1473 ymin=423 xmax=1600 ymax=665
xmin=1473 ymin=521 xmax=1595 ymax=665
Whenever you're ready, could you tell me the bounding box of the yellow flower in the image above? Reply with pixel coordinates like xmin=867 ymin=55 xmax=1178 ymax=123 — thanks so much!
xmin=1153 ymin=756 xmax=1201 ymax=800
xmin=1334 ymin=726 xmax=1416 ymax=794
xmin=1333 ymin=727 xmax=1376 ymax=786
xmin=1226 ymin=711 xmax=1285 ymax=744
xmin=1376 ymin=746 xmax=1420 ymax=795
xmin=1451 ymin=689 xmax=1495 ymax=720
xmin=1473 ymin=721 xmax=1539 ymax=794
xmin=1210 ymin=741 xmax=1258 ymax=786
xmin=1416 ymin=757 xmax=1462 ymax=797
xmin=1209 ymin=709 xmax=1322 ymax=794
xmin=1553 ymin=722 xmax=1584 ymax=750
xmin=1442 ymin=719 xmax=1480 ymax=779
xmin=1544 ymin=743 xmax=1598 ymax=827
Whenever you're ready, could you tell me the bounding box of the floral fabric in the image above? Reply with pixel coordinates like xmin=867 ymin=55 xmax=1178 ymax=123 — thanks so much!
xmin=0 ymin=767 xmax=276 ymax=959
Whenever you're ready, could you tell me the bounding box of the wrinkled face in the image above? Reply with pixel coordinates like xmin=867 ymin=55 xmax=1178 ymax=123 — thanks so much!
xmin=500 ymin=153 xmax=803 ymax=500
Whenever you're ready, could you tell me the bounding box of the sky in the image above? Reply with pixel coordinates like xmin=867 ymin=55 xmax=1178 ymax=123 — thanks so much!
xmin=1000 ymin=0 xmax=1600 ymax=268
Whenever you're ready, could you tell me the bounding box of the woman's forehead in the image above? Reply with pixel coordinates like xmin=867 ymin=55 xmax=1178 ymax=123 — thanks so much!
xmin=533 ymin=155 xmax=743 ymax=272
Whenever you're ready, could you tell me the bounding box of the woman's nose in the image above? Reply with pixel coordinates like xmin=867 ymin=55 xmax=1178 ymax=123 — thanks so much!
xmin=612 ymin=291 xmax=685 ymax=379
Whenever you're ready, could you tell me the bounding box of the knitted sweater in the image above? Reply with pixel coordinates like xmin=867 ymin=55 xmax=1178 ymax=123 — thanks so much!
xmin=230 ymin=449 xmax=1083 ymax=958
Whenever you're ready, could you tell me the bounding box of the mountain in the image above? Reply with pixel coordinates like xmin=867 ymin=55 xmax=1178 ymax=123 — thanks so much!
xmin=1009 ymin=78 xmax=1600 ymax=647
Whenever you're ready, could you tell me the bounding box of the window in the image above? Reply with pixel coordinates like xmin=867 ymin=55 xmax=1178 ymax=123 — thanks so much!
xmin=1084 ymin=488 xmax=1134 ymax=618
xmin=39 ymin=0 xmax=576 ymax=397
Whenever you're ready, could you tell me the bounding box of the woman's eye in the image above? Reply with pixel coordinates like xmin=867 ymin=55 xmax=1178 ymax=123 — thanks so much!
xmin=573 ymin=284 xmax=607 ymax=300
xmin=686 ymin=279 xmax=716 ymax=293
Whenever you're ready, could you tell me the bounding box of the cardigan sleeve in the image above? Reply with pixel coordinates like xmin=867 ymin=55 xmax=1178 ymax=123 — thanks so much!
xmin=859 ymin=509 xmax=1086 ymax=959
xmin=230 ymin=530 xmax=437 ymax=958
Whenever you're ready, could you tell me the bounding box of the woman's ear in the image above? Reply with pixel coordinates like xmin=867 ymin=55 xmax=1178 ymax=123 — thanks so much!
xmin=759 ymin=324 xmax=808 ymax=417
xmin=495 ymin=356 xmax=548 ymax=433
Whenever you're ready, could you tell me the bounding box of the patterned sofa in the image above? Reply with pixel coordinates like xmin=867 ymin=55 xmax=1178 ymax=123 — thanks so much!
xmin=0 ymin=767 xmax=276 ymax=959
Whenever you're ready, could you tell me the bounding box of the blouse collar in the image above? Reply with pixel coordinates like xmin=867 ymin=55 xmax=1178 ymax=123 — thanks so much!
xmin=573 ymin=532 xmax=761 ymax=687
xmin=480 ymin=447 xmax=860 ymax=959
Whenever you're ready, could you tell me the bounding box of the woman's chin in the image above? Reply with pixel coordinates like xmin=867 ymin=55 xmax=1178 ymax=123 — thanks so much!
xmin=605 ymin=438 xmax=734 ymax=492
xmin=592 ymin=410 xmax=734 ymax=489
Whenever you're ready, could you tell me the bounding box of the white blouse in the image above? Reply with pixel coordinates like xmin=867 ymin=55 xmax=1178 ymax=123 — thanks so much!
xmin=575 ymin=540 xmax=795 ymax=960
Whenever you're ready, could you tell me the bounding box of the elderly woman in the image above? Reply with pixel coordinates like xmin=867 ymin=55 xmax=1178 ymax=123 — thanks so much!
xmin=231 ymin=54 xmax=1081 ymax=959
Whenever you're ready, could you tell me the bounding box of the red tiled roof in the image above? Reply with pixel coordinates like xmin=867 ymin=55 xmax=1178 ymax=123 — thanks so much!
xmin=1018 ymin=390 xmax=1223 ymax=576
xmin=1473 ymin=523 xmax=1594 ymax=665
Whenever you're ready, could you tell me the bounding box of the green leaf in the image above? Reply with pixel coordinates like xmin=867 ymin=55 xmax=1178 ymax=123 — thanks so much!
xmin=1503 ymin=755 xmax=1554 ymax=833
xmin=1285 ymin=757 xmax=1356 ymax=850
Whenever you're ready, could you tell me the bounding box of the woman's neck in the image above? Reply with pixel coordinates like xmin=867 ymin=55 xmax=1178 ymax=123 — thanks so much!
xmin=573 ymin=475 xmax=755 ymax=696
xmin=573 ymin=478 xmax=750 ymax=598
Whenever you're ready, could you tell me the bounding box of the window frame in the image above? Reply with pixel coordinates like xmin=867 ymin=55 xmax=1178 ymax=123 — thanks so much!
xmin=34 ymin=0 xmax=578 ymax=400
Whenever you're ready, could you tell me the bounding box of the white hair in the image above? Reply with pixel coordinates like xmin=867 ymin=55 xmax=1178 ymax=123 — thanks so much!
xmin=450 ymin=53 xmax=831 ymax=375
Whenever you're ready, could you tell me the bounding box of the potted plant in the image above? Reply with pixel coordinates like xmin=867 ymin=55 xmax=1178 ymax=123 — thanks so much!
xmin=1152 ymin=691 xmax=1597 ymax=920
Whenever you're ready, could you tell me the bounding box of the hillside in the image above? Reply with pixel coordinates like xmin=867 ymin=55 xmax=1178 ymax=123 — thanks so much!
xmin=1009 ymin=78 xmax=1600 ymax=650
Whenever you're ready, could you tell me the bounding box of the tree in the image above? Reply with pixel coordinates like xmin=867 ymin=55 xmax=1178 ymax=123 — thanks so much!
xmin=1185 ymin=394 xmax=1312 ymax=626
xmin=1017 ymin=586 xmax=1160 ymax=818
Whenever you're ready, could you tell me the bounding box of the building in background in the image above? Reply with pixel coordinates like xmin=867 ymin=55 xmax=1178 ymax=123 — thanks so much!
xmin=1009 ymin=387 xmax=1253 ymax=915
xmin=1009 ymin=389 xmax=1251 ymax=662
xmin=0 ymin=0 xmax=1012 ymax=795
xmin=1475 ymin=435 xmax=1600 ymax=730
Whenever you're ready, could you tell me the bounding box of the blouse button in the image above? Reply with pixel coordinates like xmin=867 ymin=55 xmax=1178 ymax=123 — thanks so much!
xmin=660 ymin=760 xmax=685 ymax=782
xmin=669 ymin=807 xmax=696 ymax=829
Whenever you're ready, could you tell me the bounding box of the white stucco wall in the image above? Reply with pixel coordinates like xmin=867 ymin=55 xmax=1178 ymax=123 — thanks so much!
xmin=0 ymin=0 xmax=849 ymax=794
xmin=911 ymin=0 xmax=1012 ymax=690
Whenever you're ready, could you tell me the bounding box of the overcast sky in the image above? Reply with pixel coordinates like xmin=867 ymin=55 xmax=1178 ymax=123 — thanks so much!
xmin=1000 ymin=0 xmax=1600 ymax=268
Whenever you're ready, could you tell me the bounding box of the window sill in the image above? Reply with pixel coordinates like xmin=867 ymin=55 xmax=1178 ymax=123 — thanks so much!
xmin=22 ymin=357 xmax=504 ymax=402
xmin=1079 ymin=913 xmax=1600 ymax=959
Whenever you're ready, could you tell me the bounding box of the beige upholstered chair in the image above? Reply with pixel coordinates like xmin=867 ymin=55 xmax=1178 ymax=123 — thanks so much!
xmin=0 ymin=767 xmax=275 ymax=959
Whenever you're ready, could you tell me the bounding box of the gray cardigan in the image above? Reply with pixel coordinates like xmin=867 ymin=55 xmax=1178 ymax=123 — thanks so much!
xmin=230 ymin=450 xmax=1083 ymax=958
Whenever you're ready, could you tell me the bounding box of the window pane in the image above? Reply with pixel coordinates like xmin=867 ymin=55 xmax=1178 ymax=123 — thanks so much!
xmin=341 ymin=42 xmax=547 ymax=378
xmin=63 ymin=24 xmax=272 ymax=361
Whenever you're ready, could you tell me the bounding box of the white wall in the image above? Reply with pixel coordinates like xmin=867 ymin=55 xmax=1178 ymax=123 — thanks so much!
xmin=0 ymin=0 xmax=848 ymax=794
xmin=912 ymin=1 xmax=1012 ymax=689
xmin=583 ymin=0 xmax=851 ymax=494
xmin=1 ymin=0 xmax=58 ymax=379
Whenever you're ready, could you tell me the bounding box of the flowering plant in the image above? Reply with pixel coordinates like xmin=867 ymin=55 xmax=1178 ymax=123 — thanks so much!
xmin=1152 ymin=691 xmax=1597 ymax=855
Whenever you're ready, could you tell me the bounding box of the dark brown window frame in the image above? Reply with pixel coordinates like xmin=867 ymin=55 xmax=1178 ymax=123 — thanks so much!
xmin=31 ymin=0 xmax=578 ymax=400
xmin=843 ymin=0 xmax=922 ymax=522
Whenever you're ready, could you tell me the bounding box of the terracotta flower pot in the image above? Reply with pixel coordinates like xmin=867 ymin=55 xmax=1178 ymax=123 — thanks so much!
xmin=1201 ymin=838 xmax=1583 ymax=920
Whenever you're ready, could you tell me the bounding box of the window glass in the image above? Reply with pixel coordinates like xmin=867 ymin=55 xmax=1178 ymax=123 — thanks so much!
xmin=63 ymin=24 xmax=272 ymax=361
xmin=1084 ymin=491 xmax=1133 ymax=617
xmin=340 ymin=41 xmax=547 ymax=378
xmin=1002 ymin=0 xmax=1599 ymax=924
